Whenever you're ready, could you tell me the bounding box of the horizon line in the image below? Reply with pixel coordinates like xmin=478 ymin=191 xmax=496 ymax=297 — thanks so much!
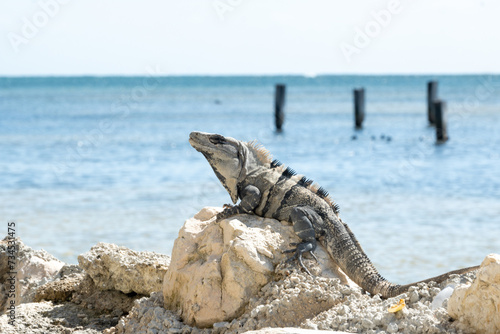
xmin=1 ymin=72 xmax=500 ymax=78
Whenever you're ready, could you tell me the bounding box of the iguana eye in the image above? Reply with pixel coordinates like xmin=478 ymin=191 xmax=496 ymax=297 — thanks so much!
xmin=209 ymin=135 xmax=226 ymax=145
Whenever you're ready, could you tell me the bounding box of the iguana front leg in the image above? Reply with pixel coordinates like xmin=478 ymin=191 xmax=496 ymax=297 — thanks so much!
xmin=217 ymin=185 xmax=261 ymax=220
xmin=284 ymin=206 xmax=321 ymax=275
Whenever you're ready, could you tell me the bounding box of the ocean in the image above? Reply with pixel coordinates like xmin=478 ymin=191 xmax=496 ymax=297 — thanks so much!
xmin=1 ymin=75 xmax=499 ymax=283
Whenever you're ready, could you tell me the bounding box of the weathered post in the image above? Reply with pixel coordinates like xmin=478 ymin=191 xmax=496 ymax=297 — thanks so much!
xmin=427 ymin=81 xmax=438 ymax=125
xmin=274 ymin=84 xmax=286 ymax=132
xmin=434 ymin=100 xmax=448 ymax=143
xmin=354 ymin=88 xmax=365 ymax=129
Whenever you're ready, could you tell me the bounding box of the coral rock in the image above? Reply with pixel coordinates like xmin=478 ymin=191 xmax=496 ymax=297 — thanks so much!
xmin=78 ymin=242 xmax=170 ymax=296
xmin=0 ymin=237 xmax=64 ymax=314
xmin=34 ymin=275 xmax=83 ymax=303
xmin=162 ymin=207 xmax=350 ymax=328
xmin=448 ymin=253 xmax=500 ymax=334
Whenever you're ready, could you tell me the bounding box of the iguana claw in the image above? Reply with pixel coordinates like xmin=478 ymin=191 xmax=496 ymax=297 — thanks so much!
xmin=284 ymin=241 xmax=316 ymax=275
xmin=216 ymin=204 xmax=242 ymax=221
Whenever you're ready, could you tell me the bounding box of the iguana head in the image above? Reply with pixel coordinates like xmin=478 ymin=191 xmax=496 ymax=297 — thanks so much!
xmin=189 ymin=131 xmax=255 ymax=204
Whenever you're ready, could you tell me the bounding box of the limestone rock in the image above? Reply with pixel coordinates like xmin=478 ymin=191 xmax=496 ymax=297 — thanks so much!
xmin=0 ymin=237 xmax=65 ymax=315
xmin=71 ymin=275 xmax=140 ymax=316
xmin=163 ymin=207 xmax=350 ymax=328
xmin=105 ymin=292 xmax=201 ymax=334
xmin=240 ymin=272 xmax=351 ymax=330
xmin=78 ymin=242 xmax=170 ymax=295
xmin=34 ymin=275 xmax=83 ymax=303
xmin=448 ymin=253 xmax=500 ymax=334
xmin=0 ymin=299 xmax=120 ymax=334
xmin=34 ymin=264 xmax=85 ymax=303
xmin=242 ymin=329 xmax=350 ymax=334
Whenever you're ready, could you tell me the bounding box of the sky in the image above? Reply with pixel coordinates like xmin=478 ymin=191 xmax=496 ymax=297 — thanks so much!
xmin=1 ymin=0 xmax=499 ymax=76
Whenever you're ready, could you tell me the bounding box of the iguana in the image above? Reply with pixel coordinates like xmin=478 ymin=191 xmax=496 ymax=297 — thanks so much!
xmin=189 ymin=131 xmax=479 ymax=298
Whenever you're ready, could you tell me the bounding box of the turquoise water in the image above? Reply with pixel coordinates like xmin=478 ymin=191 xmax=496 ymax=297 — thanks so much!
xmin=1 ymin=75 xmax=499 ymax=283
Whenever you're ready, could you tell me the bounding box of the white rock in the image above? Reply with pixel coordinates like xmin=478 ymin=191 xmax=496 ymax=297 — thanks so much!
xmin=242 ymin=329 xmax=350 ymax=334
xmin=431 ymin=285 xmax=454 ymax=310
xmin=0 ymin=301 xmax=54 ymax=332
xmin=361 ymin=318 xmax=374 ymax=329
xmin=409 ymin=290 xmax=420 ymax=304
xmin=163 ymin=207 xmax=351 ymax=328
xmin=0 ymin=237 xmax=64 ymax=314
xmin=213 ymin=321 xmax=230 ymax=329
xmin=448 ymin=253 xmax=500 ymax=334
xmin=78 ymin=242 xmax=170 ymax=295
xmin=387 ymin=322 xmax=399 ymax=333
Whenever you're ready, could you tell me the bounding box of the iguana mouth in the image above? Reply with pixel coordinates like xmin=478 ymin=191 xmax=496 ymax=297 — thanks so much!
xmin=189 ymin=131 xmax=212 ymax=152
xmin=189 ymin=131 xmax=241 ymax=204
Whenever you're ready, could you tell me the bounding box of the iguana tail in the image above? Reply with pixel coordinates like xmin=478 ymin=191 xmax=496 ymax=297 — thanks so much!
xmin=329 ymin=224 xmax=479 ymax=298
xmin=384 ymin=265 xmax=480 ymax=297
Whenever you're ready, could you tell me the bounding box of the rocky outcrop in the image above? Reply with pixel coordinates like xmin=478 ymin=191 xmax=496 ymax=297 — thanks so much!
xmin=78 ymin=242 xmax=170 ymax=295
xmin=34 ymin=273 xmax=83 ymax=303
xmin=0 ymin=300 xmax=120 ymax=334
xmin=162 ymin=207 xmax=351 ymax=328
xmin=105 ymin=292 xmax=190 ymax=334
xmin=0 ymin=237 xmax=65 ymax=315
xmin=243 ymin=329 xmax=349 ymax=334
xmin=448 ymin=253 xmax=500 ymax=334
xmin=108 ymin=265 xmax=479 ymax=334
xmin=0 ymin=211 xmax=496 ymax=334
xmin=0 ymin=240 xmax=168 ymax=334
xmin=107 ymin=275 xmax=351 ymax=334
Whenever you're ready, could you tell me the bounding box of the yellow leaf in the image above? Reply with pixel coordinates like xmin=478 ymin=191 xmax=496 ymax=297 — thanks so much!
xmin=388 ymin=299 xmax=405 ymax=313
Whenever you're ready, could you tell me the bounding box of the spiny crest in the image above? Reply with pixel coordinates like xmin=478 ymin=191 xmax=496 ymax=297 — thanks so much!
xmin=270 ymin=159 xmax=282 ymax=168
xmin=263 ymin=150 xmax=340 ymax=215
xmin=298 ymin=176 xmax=313 ymax=187
xmin=317 ymin=186 xmax=329 ymax=199
xmin=333 ymin=203 xmax=340 ymax=214
xmin=247 ymin=140 xmax=272 ymax=164
xmin=282 ymin=166 xmax=297 ymax=178
xmin=309 ymin=182 xmax=339 ymax=215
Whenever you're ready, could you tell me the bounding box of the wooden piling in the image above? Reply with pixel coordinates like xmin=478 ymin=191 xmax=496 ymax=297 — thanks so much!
xmin=354 ymin=88 xmax=365 ymax=129
xmin=434 ymin=100 xmax=448 ymax=143
xmin=427 ymin=81 xmax=438 ymax=125
xmin=275 ymin=84 xmax=286 ymax=131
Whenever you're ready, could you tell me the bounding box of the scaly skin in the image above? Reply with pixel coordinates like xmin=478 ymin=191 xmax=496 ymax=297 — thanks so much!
xmin=189 ymin=131 xmax=479 ymax=297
